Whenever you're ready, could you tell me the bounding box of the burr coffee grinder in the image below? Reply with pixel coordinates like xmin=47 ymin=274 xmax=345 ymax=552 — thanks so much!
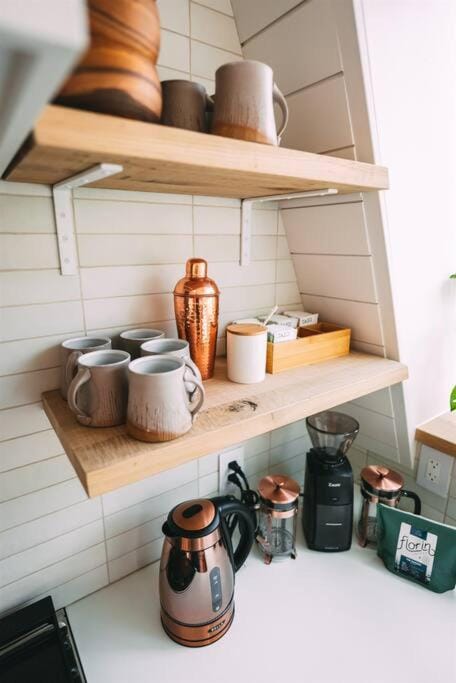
xmin=256 ymin=474 xmax=300 ymax=564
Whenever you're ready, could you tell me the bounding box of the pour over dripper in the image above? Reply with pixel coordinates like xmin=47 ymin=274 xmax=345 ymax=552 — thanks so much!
xmin=306 ymin=411 xmax=359 ymax=459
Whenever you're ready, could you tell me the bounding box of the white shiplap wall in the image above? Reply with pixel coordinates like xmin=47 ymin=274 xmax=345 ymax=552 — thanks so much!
xmin=0 ymin=0 xmax=305 ymax=615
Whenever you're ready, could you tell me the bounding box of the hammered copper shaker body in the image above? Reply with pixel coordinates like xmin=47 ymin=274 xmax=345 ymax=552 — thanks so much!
xmin=173 ymin=259 xmax=219 ymax=380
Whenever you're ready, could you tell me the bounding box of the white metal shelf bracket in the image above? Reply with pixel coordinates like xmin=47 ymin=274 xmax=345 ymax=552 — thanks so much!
xmin=53 ymin=163 xmax=123 ymax=275
xmin=240 ymin=188 xmax=338 ymax=266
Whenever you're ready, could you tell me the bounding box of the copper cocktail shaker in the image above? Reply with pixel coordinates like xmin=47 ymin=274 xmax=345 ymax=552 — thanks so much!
xmin=173 ymin=258 xmax=219 ymax=379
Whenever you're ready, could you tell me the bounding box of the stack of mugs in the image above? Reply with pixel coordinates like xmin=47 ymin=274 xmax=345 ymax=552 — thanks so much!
xmin=60 ymin=329 xmax=204 ymax=443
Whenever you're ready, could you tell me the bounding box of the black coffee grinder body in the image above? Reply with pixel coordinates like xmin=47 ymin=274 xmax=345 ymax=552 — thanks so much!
xmin=303 ymin=448 xmax=353 ymax=551
xmin=302 ymin=411 xmax=359 ymax=552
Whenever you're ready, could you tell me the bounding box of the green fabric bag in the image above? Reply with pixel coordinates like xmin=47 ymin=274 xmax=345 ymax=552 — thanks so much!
xmin=376 ymin=504 xmax=456 ymax=593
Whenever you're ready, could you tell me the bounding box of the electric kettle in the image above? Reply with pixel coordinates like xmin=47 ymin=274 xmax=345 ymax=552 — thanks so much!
xmin=159 ymin=495 xmax=255 ymax=647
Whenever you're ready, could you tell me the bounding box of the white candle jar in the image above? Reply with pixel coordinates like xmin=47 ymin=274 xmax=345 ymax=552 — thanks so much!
xmin=226 ymin=323 xmax=267 ymax=383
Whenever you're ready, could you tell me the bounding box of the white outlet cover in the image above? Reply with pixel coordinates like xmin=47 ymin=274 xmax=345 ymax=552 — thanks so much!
xmin=218 ymin=446 xmax=245 ymax=495
xmin=416 ymin=445 xmax=454 ymax=498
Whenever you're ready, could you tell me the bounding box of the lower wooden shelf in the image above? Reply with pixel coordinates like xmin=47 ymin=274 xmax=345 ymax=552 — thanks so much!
xmin=415 ymin=412 xmax=456 ymax=458
xmin=43 ymin=353 xmax=408 ymax=498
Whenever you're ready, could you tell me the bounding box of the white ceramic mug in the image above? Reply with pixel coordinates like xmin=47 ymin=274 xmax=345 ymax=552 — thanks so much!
xmin=60 ymin=336 xmax=111 ymax=400
xmin=67 ymin=350 xmax=130 ymax=427
xmin=140 ymin=338 xmax=202 ymax=391
xmin=127 ymin=355 xmax=205 ymax=442
xmin=120 ymin=328 xmax=165 ymax=360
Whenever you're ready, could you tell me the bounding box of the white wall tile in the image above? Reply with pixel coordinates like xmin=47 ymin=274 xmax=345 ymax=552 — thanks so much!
xmin=282 ymin=202 xmax=370 ymax=256
xmin=351 ymin=388 xmax=394 ymax=417
xmin=0 ymin=195 xmax=55 ymax=233
xmin=77 ymin=234 xmax=193 ymax=266
xmin=83 ymin=293 xmax=174 ymax=330
xmin=157 ymin=0 xmax=189 ymax=35
xmin=198 ymin=451 xmax=219 ymax=476
xmin=251 ymin=236 xmax=277 ymax=261
xmin=194 ymin=0 xmax=233 ymax=16
xmin=0 ymin=519 xmax=104 ymax=586
xmin=1 ymin=270 xmax=81 ymax=306
xmin=270 ymin=435 xmax=309 ymax=465
xmin=0 ymin=234 xmax=59 ymax=270
xmin=194 ymin=235 xmax=239 ymax=261
xmin=35 ymin=565 xmax=108 ymax=611
xmin=276 ymin=260 xmax=296 ymax=283
xmin=80 ymin=264 xmax=183 ymax=299
xmin=0 ymin=543 xmax=106 ymax=614
xmin=244 ymin=450 xmax=269 ymax=477
xmin=220 ymin=284 xmax=275 ymax=312
xmin=74 ymin=200 xmax=192 ymax=234
xmin=106 ymin=516 xmax=164 ymax=562
xmin=1 ymin=301 xmax=84 ymax=341
xmin=104 ymin=481 xmax=198 ymax=539
xmin=293 ymin=255 xmax=378 ymax=303
xmin=103 ymin=461 xmax=198 ymax=517
xmin=231 ymin=0 xmax=298 ymax=41
xmin=158 ymin=29 xmax=190 ymax=72
xmin=157 ymin=64 xmax=190 ymax=82
xmin=0 ymin=430 xmax=63 ymax=472
xmin=271 ymin=420 xmax=307 ymax=447
xmin=0 ymin=498 xmax=101 ymax=560
xmin=244 ymin=434 xmax=271 ymax=459
xmin=198 ymin=471 xmax=218 ymax=496
xmin=211 ymin=261 xmax=276 ymax=287
xmin=0 ymin=368 xmax=60 ymax=409
xmin=0 ymin=404 xmax=50 ymax=442
xmin=0 ymin=333 xmax=81 ymax=376
xmin=191 ymin=3 xmax=241 ymax=53
xmin=276 ymin=281 xmax=301 ymax=306
xmin=74 ymin=188 xmax=192 ymax=205
xmin=191 ymin=41 xmax=242 ymax=79
xmin=193 ymin=195 xmax=240 ymax=207
xmin=0 ymin=478 xmax=87 ymax=532
xmin=0 ymin=181 xmax=51 ymax=197
xmin=0 ymin=455 xmax=75 ymax=502
xmin=193 ymin=206 xmax=240 ymax=234
xmin=277 ymin=235 xmax=291 ymax=259
xmin=252 ymin=210 xmax=277 ymax=235
xmin=108 ymin=537 xmax=162 ymax=583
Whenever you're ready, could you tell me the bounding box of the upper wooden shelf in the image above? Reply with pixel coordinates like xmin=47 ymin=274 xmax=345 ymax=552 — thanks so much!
xmin=42 ymin=353 xmax=407 ymax=498
xmin=416 ymin=412 xmax=456 ymax=458
xmin=4 ymin=105 xmax=388 ymax=198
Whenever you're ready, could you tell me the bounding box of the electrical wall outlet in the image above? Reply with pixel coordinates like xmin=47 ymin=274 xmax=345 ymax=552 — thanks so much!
xmin=416 ymin=445 xmax=453 ymax=498
xmin=218 ymin=446 xmax=245 ymax=495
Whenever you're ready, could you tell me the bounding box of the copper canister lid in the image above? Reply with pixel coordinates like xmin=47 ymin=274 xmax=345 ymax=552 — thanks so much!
xmin=361 ymin=465 xmax=404 ymax=495
xmin=258 ymin=474 xmax=300 ymax=506
xmin=172 ymin=499 xmax=216 ymax=532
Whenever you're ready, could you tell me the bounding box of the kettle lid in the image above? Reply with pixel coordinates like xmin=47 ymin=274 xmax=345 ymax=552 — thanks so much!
xmin=361 ymin=465 xmax=404 ymax=495
xmin=169 ymin=498 xmax=218 ymax=536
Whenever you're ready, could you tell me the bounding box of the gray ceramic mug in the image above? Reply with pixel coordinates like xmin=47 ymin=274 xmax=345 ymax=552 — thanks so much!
xmin=161 ymin=80 xmax=213 ymax=132
xmin=119 ymin=328 xmax=165 ymax=360
xmin=127 ymin=355 xmax=205 ymax=442
xmin=67 ymin=350 xmax=130 ymax=427
xmin=60 ymin=336 xmax=111 ymax=400
xmin=140 ymin=338 xmax=202 ymax=392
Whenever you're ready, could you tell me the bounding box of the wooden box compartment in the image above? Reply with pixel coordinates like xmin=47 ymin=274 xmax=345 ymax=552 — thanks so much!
xmin=266 ymin=322 xmax=351 ymax=374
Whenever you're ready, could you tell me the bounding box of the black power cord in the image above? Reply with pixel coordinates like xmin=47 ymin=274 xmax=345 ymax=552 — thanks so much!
xmin=225 ymin=460 xmax=259 ymax=537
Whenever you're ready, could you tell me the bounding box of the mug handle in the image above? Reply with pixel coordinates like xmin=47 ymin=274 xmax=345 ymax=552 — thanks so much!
xmin=273 ymin=83 xmax=289 ymax=144
xmin=206 ymin=93 xmax=215 ymax=112
xmin=65 ymin=350 xmax=82 ymax=396
xmin=183 ymin=360 xmax=205 ymax=417
xmin=67 ymin=367 xmax=92 ymax=426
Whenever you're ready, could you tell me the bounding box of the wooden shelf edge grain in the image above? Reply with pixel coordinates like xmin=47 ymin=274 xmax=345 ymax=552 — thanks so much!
xmin=415 ymin=412 xmax=456 ymax=458
xmin=42 ymin=354 xmax=407 ymax=497
xmin=4 ymin=105 xmax=388 ymax=198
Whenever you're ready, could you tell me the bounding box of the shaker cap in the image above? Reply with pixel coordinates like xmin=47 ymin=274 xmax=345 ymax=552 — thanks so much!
xmin=361 ymin=465 xmax=404 ymax=495
xmin=258 ymin=474 xmax=300 ymax=506
xmin=186 ymin=258 xmax=207 ymax=278
xmin=174 ymin=258 xmax=220 ymax=297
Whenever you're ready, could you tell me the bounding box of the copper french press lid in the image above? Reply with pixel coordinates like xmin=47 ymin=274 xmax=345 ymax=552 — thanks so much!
xmin=361 ymin=465 xmax=404 ymax=497
xmin=258 ymin=474 xmax=300 ymax=507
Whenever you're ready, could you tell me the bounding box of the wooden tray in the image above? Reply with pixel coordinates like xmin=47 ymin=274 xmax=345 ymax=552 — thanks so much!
xmin=266 ymin=322 xmax=351 ymax=374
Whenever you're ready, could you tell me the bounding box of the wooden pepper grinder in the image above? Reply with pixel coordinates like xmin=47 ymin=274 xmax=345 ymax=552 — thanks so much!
xmin=173 ymin=259 xmax=219 ymax=380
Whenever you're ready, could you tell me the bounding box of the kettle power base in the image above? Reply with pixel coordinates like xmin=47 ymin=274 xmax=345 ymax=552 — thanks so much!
xmin=160 ymin=603 xmax=234 ymax=648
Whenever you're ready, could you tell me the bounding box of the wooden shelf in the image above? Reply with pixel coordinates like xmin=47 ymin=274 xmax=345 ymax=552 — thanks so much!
xmin=42 ymin=353 xmax=407 ymax=498
xmin=416 ymin=412 xmax=456 ymax=458
xmin=4 ymin=105 xmax=388 ymax=198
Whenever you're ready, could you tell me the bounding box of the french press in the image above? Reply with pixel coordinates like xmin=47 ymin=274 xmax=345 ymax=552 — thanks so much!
xmin=357 ymin=465 xmax=421 ymax=547
xmin=256 ymin=474 xmax=300 ymax=564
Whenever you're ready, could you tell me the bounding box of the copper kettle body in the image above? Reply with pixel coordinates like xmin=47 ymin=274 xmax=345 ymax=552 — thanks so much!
xmin=173 ymin=258 xmax=219 ymax=380
xmin=159 ymin=496 xmax=255 ymax=647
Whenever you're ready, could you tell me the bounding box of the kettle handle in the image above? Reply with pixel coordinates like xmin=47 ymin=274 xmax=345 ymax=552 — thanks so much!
xmin=213 ymin=496 xmax=255 ymax=572
xmin=401 ymin=489 xmax=421 ymax=515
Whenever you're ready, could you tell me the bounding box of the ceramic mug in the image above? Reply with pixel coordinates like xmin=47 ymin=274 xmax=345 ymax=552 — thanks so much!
xmin=127 ymin=355 xmax=205 ymax=442
xmin=60 ymin=336 xmax=111 ymax=400
xmin=119 ymin=328 xmax=165 ymax=359
xmin=140 ymin=338 xmax=202 ymax=392
xmin=67 ymin=350 xmax=130 ymax=427
xmin=161 ymin=80 xmax=213 ymax=132
xmin=211 ymin=60 xmax=289 ymax=145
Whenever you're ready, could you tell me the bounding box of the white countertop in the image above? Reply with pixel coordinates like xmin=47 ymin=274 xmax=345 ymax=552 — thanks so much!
xmin=67 ymin=527 xmax=456 ymax=683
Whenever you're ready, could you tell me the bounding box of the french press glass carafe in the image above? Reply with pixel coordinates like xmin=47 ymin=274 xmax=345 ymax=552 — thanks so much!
xmin=256 ymin=474 xmax=300 ymax=564
xmin=357 ymin=465 xmax=422 ymax=547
